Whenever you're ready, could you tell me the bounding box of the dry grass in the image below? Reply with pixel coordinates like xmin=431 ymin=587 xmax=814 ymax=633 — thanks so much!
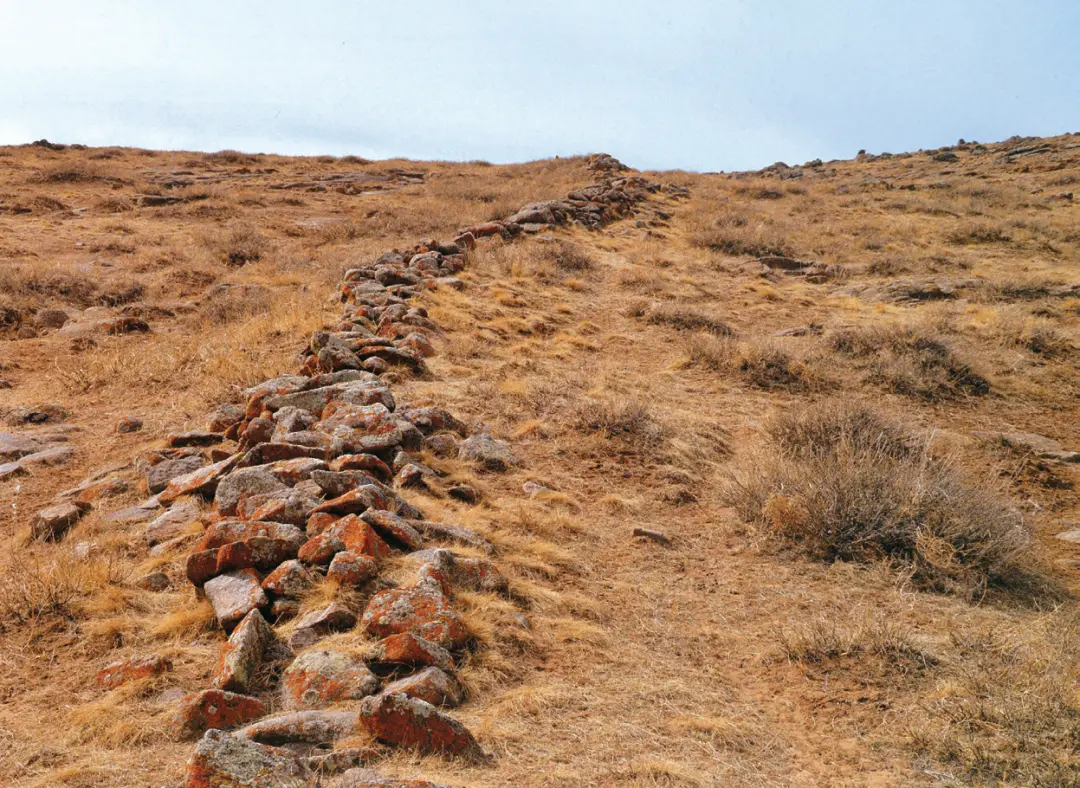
xmin=722 ymin=402 xmax=1039 ymax=599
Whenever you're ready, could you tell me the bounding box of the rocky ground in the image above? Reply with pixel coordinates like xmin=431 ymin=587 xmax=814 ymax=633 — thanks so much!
xmin=0 ymin=136 xmax=1078 ymax=786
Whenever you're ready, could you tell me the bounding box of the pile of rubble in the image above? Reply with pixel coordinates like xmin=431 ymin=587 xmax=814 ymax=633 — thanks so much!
xmin=33 ymin=169 xmax=663 ymax=787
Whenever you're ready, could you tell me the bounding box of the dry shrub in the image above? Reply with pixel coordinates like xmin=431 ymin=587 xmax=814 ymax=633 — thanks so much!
xmin=681 ymin=335 xmax=818 ymax=391
xmin=829 ymin=323 xmax=990 ymax=400
xmin=214 ymin=224 xmax=271 ymax=267
xmin=538 ymin=240 xmax=594 ymax=272
xmin=0 ymin=265 xmax=99 ymax=305
xmin=0 ymin=548 xmax=124 ymax=630
xmin=947 ymin=221 xmax=1011 ymax=245
xmin=645 ymin=303 xmax=733 ymax=336
xmin=777 ymin=616 xmax=937 ymax=675
xmin=34 ymin=162 xmax=115 ymax=184
xmin=206 ymin=149 xmax=259 ymax=165
xmin=572 ymin=395 xmax=668 ymax=452
xmin=912 ymin=612 xmax=1080 ymax=784
xmin=198 ymin=283 xmax=274 ymax=324
xmin=722 ymin=401 xmax=1037 ymax=598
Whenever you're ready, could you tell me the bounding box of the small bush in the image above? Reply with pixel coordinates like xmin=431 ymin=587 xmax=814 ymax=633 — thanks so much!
xmin=829 ymin=324 xmax=989 ymax=400
xmin=645 ymin=304 xmax=733 ymax=336
xmin=539 ymin=240 xmax=594 ymax=272
xmin=216 ymin=224 xmax=270 ymax=267
xmin=947 ymin=221 xmax=1011 ymax=245
xmin=681 ymin=335 xmax=818 ymax=391
xmin=722 ymin=402 xmax=1035 ymax=598
xmin=207 ymin=149 xmax=259 ymax=165
xmin=572 ymin=396 xmax=668 ymax=452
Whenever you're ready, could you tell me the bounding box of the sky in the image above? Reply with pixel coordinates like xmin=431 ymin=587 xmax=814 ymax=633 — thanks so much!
xmin=1 ymin=1 xmax=1078 ymax=172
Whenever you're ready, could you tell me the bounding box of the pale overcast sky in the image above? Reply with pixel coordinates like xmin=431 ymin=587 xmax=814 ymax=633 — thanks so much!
xmin=1 ymin=1 xmax=1077 ymax=171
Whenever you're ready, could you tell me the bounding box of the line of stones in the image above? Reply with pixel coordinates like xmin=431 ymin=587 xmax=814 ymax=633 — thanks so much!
xmin=95 ymin=162 xmax=668 ymax=788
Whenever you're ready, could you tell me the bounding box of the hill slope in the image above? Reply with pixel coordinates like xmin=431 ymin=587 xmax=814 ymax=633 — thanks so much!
xmin=0 ymin=134 xmax=1078 ymax=786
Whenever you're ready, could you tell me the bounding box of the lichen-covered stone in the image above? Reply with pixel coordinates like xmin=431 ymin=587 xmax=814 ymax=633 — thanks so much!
xmin=184 ymin=729 xmax=307 ymax=787
xmin=357 ymin=692 xmax=481 ymax=757
xmin=171 ymin=689 xmax=266 ymax=741
xmin=282 ymin=649 xmax=379 ymax=710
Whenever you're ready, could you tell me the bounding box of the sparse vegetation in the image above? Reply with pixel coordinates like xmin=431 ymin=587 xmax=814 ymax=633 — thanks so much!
xmin=723 ymin=402 xmax=1038 ymax=598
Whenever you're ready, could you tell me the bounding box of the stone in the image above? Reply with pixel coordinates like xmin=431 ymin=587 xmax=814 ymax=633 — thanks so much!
xmin=424 ymin=434 xmax=459 ymax=457
xmin=311 ymin=469 xmax=381 ymax=498
xmin=362 ymin=582 xmax=469 ymax=649
xmin=168 ymin=430 xmax=224 ymax=448
xmin=204 ymin=569 xmax=270 ymax=631
xmin=974 ymin=430 xmax=1080 ymax=464
xmin=145 ymin=455 xmax=207 ymax=494
xmin=329 ymin=453 xmax=392 ymax=481
xmin=207 ymin=403 xmax=246 ymax=432
xmin=159 ymin=453 xmax=244 ymax=504
xmin=214 ymin=610 xmax=276 ymax=693
xmin=184 ymin=729 xmax=307 ymax=787
xmin=397 ymin=332 xmax=435 ymax=358
xmin=407 ymin=520 xmax=493 ymax=553
xmin=238 ymin=710 xmax=361 ymax=746
xmin=394 ymin=464 xmax=431 ymax=489
xmin=331 ymin=514 xmax=391 ymax=560
xmin=116 ymin=416 xmax=143 ymax=433
xmin=33 ymin=308 xmax=70 ymax=330
xmin=262 ymin=560 xmax=317 ymax=598
xmin=171 ymin=689 xmax=267 ymax=741
xmin=298 ymin=531 xmax=347 ymax=565
xmin=214 ymin=468 xmax=289 ymax=516
xmin=240 ymin=418 xmax=275 ymax=448
xmin=289 ymin=602 xmax=357 ymax=649
xmin=367 ymin=632 xmax=454 ymax=672
xmin=331 ymin=769 xmax=451 ymax=788
xmin=97 ymin=654 xmax=172 ymax=690
xmin=357 ymin=692 xmax=481 ymax=758
xmin=408 ymin=550 xmax=508 ymax=594
xmin=447 ymin=484 xmax=477 ymax=504
xmin=243 ymin=489 xmax=322 ymax=527
xmin=18 ymin=445 xmax=75 ymax=468
xmin=360 ymin=510 xmax=424 ymax=551
xmin=137 ymin=571 xmax=170 ymax=591
xmin=380 ymin=667 xmax=463 ymax=708
xmin=265 ymin=457 xmax=327 ymax=485
xmin=31 ymin=502 xmax=87 ymax=541
xmin=457 ymin=433 xmax=516 ymax=472
xmin=311 ymin=486 xmax=396 ymax=518
xmin=264 ymin=380 xmax=394 ymax=416
xmin=145 ymin=500 xmax=200 ymax=547
xmin=328 ymin=551 xmax=379 ymax=586
xmin=282 ymin=649 xmax=379 ymax=710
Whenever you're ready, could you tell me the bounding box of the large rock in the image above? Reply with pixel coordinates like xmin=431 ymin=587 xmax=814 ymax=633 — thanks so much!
xmin=32 ymin=502 xmax=88 ymax=541
xmin=214 ymin=610 xmax=276 ymax=694
xmin=367 ymin=633 xmax=454 ymax=672
xmin=357 ymin=693 xmax=481 ymax=757
xmin=184 ymin=729 xmax=307 ymax=787
xmin=282 ymin=649 xmax=379 ymax=710
xmin=145 ymin=500 xmax=200 ymax=547
xmin=204 ymin=569 xmax=270 ymax=631
xmin=238 ymin=710 xmax=360 ymax=746
xmin=457 ymin=433 xmax=516 ymax=472
xmin=289 ymin=602 xmax=357 ymax=649
xmin=261 ymin=560 xmax=316 ymax=599
xmin=328 ymin=551 xmax=379 ymax=586
xmin=171 ymin=689 xmax=267 ymax=741
xmin=380 ymin=667 xmax=463 ymax=708
xmin=214 ymin=468 xmax=289 ymax=516
xmin=96 ymin=654 xmax=172 ymax=690
xmin=360 ymin=510 xmax=424 ymax=550
xmin=159 ymin=454 xmax=244 ymax=504
xmin=406 ymin=549 xmax=508 ymax=594
xmin=362 ymin=581 xmax=469 ymax=649
xmin=331 ymin=769 xmax=451 ymax=788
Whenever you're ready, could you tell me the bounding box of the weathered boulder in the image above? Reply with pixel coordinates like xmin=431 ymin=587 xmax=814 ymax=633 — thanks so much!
xmin=457 ymin=433 xmax=516 ymax=471
xmin=331 ymin=768 xmax=451 ymax=788
xmin=289 ymin=602 xmax=357 ymax=649
xmin=171 ymin=689 xmax=267 ymax=741
xmin=213 ymin=610 xmax=277 ymax=694
xmin=145 ymin=500 xmax=201 ymax=546
xmin=328 ymin=551 xmax=379 ymax=586
xmin=360 ymin=510 xmax=424 ymax=551
xmin=362 ymin=582 xmax=469 ymax=649
xmin=184 ymin=729 xmax=307 ymax=787
xmin=380 ymin=667 xmax=463 ymax=708
xmin=367 ymin=632 xmax=454 ymax=672
xmin=329 ymin=453 xmax=392 ymax=481
xmin=159 ymin=454 xmax=244 ymax=504
xmin=214 ymin=468 xmax=289 ymax=516
xmin=96 ymin=654 xmax=172 ymax=690
xmin=282 ymin=649 xmax=379 ymax=710
xmin=357 ymin=692 xmax=481 ymax=757
xmin=32 ymin=502 xmax=88 ymax=541
xmin=204 ymin=569 xmax=270 ymax=631
xmin=261 ymin=559 xmax=317 ymax=599
xmin=146 ymin=456 xmax=207 ymax=494
xmin=407 ymin=549 xmax=508 ymax=594
xmin=238 ymin=710 xmax=360 ymax=745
